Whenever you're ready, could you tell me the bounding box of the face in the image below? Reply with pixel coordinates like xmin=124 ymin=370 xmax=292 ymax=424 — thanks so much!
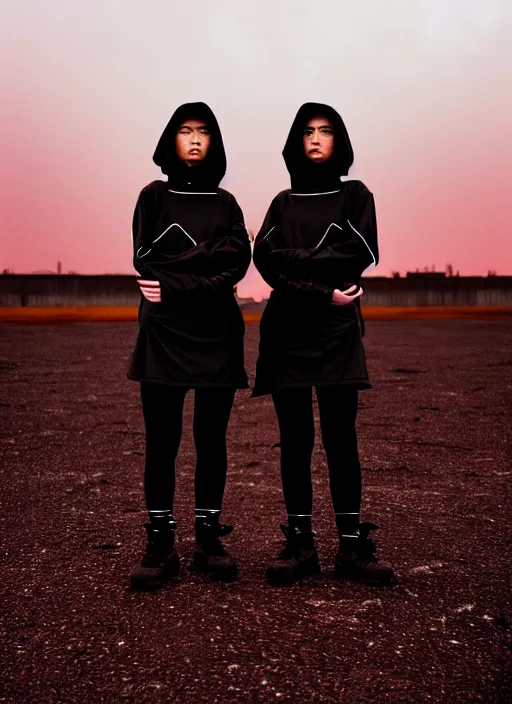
xmin=303 ymin=116 xmax=334 ymax=162
xmin=175 ymin=120 xmax=211 ymax=165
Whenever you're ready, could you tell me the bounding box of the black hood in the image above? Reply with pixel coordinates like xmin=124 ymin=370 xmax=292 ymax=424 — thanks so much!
xmin=282 ymin=102 xmax=354 ymax=192
xmin=153 ymin=102 xmax=227 ymax=190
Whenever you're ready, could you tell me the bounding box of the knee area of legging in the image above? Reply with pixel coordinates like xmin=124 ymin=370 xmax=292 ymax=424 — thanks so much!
xmin=321 ymin=425 xmax=357 ymax=446
xmin=280 ymin=427 xmax=314 ymax=447
xmin=194 ymin=437 xmax=227 ymax=456
xmin=146 ymin=430 xmax=178 ymax=446
xmin=145 ymin=439 xmax=174 ymax=455
xmin=281 ymin=445 xmax=314 ymax=464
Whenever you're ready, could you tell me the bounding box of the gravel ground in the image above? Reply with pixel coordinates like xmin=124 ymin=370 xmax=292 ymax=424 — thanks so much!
xmin=1 ymin=320 xmax=511 ymax=704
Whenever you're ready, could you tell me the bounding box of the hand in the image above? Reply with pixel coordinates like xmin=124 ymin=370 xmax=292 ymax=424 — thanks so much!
xmin=137 ymin=279 xmax=161 ymax=303
xmin=331 ymin=284 xmax=363 ymax=306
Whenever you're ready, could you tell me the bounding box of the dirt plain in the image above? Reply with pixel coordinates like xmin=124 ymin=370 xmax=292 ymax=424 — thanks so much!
xmin=0 ymin=319 xmax=511 ymax=703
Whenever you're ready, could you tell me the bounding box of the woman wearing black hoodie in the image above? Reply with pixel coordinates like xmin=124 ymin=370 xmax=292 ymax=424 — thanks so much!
xmin=127 ymin=103 xmax=251 ymax=589
xmin=253 ymin=103 xmax=394 ymax=586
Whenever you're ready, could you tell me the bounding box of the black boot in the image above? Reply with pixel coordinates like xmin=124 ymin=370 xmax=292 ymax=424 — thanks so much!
xmin=192 ymin=519 xmax=238 ymax=581
xmin=334 ymin=522 xmax=395 ymax=586
xmin=130 ymin=520 xmax=180 ymax=590
xmin=266 ymin=524 xmax=321 ymax=585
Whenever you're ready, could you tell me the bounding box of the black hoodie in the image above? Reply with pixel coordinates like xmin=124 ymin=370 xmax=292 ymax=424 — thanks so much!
xmin=253 ymin=102 xmax=378 ymax=305
xmin=127 ymin=103 xmax=251 ymax=388
xmin=252 ymin=102 xmax=376 ymax=396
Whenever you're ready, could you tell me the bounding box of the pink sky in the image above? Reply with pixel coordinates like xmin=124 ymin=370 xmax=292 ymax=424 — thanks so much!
xmin=1 ymin=1 xmax=511 ymax=300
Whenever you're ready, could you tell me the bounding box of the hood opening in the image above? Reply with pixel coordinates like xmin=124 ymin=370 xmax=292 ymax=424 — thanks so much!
xmin=282 ymin=102 xmax=354 ymax=192
xmin=153 ymin=102 xmax=227 ymax=189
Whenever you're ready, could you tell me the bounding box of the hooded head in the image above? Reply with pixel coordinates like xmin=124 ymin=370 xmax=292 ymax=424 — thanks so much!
xmin=153 ymin=102 xmax=227 ymax=190
xmin=282 ymin=102 xmax=354 ymax=192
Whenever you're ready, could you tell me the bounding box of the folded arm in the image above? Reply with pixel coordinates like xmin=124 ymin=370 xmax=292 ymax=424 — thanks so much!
xmin=253 ymin=200 xmax=334 ymax=305
xmin=132 ymin=192 xmax=251 ymax=301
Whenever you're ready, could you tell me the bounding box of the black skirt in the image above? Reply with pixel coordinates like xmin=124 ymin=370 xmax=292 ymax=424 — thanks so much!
xmin=252 ymin=293 xmax=370 ymax=397
xmin=128 ymin=293 xmax=248 ymax=389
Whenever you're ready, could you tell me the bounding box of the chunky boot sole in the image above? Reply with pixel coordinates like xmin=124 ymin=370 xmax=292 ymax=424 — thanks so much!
xmin=266 ymin=556 xmax=321 ymax=586
xmin=191 ymin=552 xmax=238 ymax=582
xmin=334 ymin=560 xmax=395 ymax=587
xmin=130 ymin=551 xmax=180 ymax=591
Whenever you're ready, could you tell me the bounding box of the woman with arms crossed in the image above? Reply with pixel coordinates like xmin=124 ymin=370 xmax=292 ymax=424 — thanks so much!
xmin=253 ymin=102 xmax=395 ymax=587
xmin=127 ymin=102 xmax=251 ymax=589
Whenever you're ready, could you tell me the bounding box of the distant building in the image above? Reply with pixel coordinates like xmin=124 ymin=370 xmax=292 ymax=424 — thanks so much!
xmin=0 ymin=273 xmax=511 ymax=307
xmin=406 ymin=271 xmax=446 ymax=279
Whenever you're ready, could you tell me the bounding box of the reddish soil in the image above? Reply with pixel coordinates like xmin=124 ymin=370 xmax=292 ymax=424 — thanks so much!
xmin=0 ymin=320 xmax=511 ymax=703
xmin=0 ymin=305 xmax=511 ymax=323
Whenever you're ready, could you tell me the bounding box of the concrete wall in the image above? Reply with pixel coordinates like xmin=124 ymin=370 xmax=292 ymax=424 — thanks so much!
xmin=0 ymin=275 xmax=140 ymax=307
xmin=1 ymin=274 xmax=512 ymax=307
xmin=359 ymin=276 xmax=512 ymax=306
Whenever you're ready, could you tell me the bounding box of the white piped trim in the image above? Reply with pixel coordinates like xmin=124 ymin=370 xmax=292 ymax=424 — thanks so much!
xmin=313 ymin=222 xmax=343 ymax=251
xmin=291 ymin=190 xmax=340 ymax=196
xmin=137 ymin=223 xmax=197 ymax=258
xmin=195 ymin=509 xmax=220 ymax=513
xmin=259 ymin=226 xmax=275 ymax=242
xmin=346 ymin=219 xmax=377 ymax=266
xmin=168 ymin=189 xmax=217 ymax=195
xmin=149 ymin=510 xmax=174 ymax=513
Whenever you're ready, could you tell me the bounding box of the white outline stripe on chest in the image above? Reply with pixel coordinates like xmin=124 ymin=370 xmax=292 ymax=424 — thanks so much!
xmin=347 ymin=219 xmax=377 ymax=265
xmin=313 ymin=222 xmax=343 ymax=250
xmin=259 ymin=225 xmax=275 ymax=243
xmin=137 ymin=223 xmax=197 ymax=258
xmin=291 ymin=190 xmax=341 ymax=196
xmin=168 ymin=189 xmax=217 ymax=195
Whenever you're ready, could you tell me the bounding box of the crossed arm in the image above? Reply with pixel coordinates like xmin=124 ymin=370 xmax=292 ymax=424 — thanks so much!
xmin=132 ymin=191 xmax=251 ymax=303
xmin=252 ymin=193 xmax=378 ymax=306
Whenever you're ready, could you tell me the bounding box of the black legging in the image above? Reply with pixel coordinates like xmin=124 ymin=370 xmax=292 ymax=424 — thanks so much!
xmin=271 ymin=385 xmax=361 ymax=526
xmin=140 ymin=382 xmax=236 ymax=513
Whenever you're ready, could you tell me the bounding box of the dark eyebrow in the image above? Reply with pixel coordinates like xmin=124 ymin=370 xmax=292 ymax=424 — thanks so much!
xmin=304 ymin=124 xmax=333 ymax=130
xmin=178 ymin=123 xmax=210 ymax=130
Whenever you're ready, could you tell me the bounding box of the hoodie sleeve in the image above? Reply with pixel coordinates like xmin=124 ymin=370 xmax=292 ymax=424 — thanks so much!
xmin=132 ymin=187 xmax=158 ymax=278
xmin=155 ymin=197 xmax=252 ymax=302
xmin=253 ymin=197 xmax=334 ymax=304
xmin=347 ymin=188 xmax=379 ymax=270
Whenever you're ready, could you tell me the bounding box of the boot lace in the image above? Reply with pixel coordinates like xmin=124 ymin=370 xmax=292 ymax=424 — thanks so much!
xmin=276 ymin=525 xmax=297 ymax=560
xmin=342 ymin=522 xmax=379 ymax=566
xmin=199 ymin=523 xmax=234 ymax=556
